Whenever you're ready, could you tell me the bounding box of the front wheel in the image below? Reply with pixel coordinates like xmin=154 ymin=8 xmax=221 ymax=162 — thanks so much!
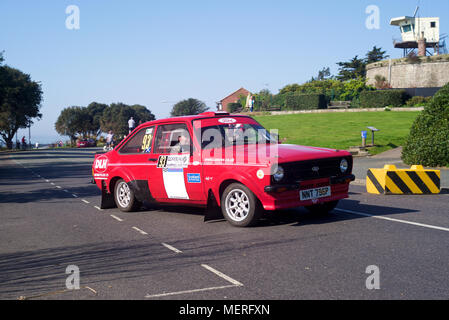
xmin=221 ymin=183 xmax=261 ymax=227
xmin=114 ymin=179 xmax=140 ymax=212
xmin=305 ymin=200 xmax=339 ymax=215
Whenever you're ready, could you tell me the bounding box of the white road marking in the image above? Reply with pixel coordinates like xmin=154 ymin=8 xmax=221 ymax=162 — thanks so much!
xmin=110 ymin=214 xmax=123 ymax=222
xmin=72 ymin=194 xmax=78 ymax=198
xmin=161 ymin=243 xmax=183 ymax=254
xmin=94 ymin=206 xmax=103 ymax=211
xmin=145 ymin=284 xmax=238 ymax=299
xmin=46 ymin=180 xmax=50 ymax=182
xmin=50 ymin=182 xmax=55 ymax=185
xmin=335 ymin=208 xmax=449 ymax=233
xmin=132 ymin=227 xmax=148 ymax=235
xmin=56 ymin=186 xmax=62 ymax=189
xmin=201 ymin=264 xmax=243 ymax=287
xmin=63 ymin=190 xmax=69 ymax=193
xmin=81 ymin=199 xmax=90 ymax=204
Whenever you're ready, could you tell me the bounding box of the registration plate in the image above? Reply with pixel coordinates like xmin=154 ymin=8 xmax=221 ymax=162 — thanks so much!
xmin=300 ymin=186 xmax=331 ymax=201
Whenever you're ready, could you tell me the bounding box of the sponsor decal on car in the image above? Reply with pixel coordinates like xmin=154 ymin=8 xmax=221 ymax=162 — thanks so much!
xmin=187 ymin=173 xmax=201 ymax=183
xmin=218 ymin=118 xmax=237 ymax=124
xmin=157 ymin=155 xmax=189 ymax=168
xmin=94 ymin=156 xmax=108 ymax=173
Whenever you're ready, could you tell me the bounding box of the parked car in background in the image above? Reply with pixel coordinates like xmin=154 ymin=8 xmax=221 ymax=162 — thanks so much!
xmin=77 ymin=138 xmax=96 ymax=148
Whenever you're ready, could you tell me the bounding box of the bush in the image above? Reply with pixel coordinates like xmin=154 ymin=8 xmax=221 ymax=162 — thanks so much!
xmin=360 ymin=89 xmax=408 ymax=108
xmin=405 ymin=96 xmax=432 ymax=107
xmin=284 ymin=94 xmax=327 ymax=110
xmin=402 ymin=83 xmax=449 ymax=167
xmin=227 ymin=102 xmax=242 ymax=113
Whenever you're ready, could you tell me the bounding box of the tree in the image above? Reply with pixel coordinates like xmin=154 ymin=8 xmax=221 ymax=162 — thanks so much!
xmin=336 ymin=55 xmax=367 ymax=81
xmin=0 ymin=64 xmax=43 ymax=149
xmin=87 ymin=102 xmax=108 ymax=136
xmin=336 ymin=47 xmax=388 ymax=81
xmin=311 ymin=67 xmax=332 ymax=82
xmin=365 ymin=46 xmax=389 ymax=64
xmin=130 ymin=104 xmax=156 ymax=124
xmin=100 ymin=103 xmax=155 ymax=136
xmin=55 ymin=106 xmax=91 ymax=145
xmin=170 ymin=98 xmax=208 ymax=117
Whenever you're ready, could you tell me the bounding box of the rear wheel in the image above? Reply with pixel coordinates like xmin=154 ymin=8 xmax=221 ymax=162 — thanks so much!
xmin=305 ymin=200 xmax=339 ymax=215
xmin=114 ymin=179 xmax=140 ymax=212
xmin=221 ymin=183 xmax=261 ymax=227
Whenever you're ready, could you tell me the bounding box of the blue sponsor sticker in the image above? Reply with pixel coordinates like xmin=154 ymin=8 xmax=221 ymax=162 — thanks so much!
xmin=187 ymin=173 xmax=201 ymax=183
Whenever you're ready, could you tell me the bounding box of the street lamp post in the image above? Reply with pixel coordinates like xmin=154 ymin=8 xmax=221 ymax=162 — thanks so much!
xmin=28 ymin=121 xmax=31 ymax=150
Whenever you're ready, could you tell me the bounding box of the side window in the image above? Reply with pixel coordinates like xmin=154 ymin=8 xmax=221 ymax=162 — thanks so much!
xmin=154 ymin=123 xmax=191 ymax=154
xmin=119 ymin=127 xmax=154 ymax=154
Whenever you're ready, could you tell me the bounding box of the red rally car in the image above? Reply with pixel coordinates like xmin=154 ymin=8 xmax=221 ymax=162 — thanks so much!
xmin=92 ymin=112 xmax=354 ymax=227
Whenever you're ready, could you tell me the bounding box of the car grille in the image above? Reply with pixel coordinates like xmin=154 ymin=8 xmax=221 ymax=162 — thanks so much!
xmin=279 ymin=157 xmax=352 ymax=183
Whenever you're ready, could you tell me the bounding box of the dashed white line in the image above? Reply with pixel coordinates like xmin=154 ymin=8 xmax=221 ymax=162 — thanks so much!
xmin=335 ymin=208 xmax=449 ymax=233
xmin=201 ymin=264 xmax=244 ymax=287
xmin=72 ymin=194 xmax=78 ymax=198
xmin=161 ymin=243 xmax=183 ymax=254
xmin=94 ymin=206 xmax=103 ymax=211
xmin=63 ymin=190 xmax=69 ymax=193
xmin=81 ymin=199 xmax=90 ymax=204
xmin=110 ymin=214 xmax=123 ymax=222
xmin=45 ymin=180 xmax=50 ymax=182
xmin=132 ymin=227 xmax=148 ymax=235
xmin=56 ymin=186 xmax=62 ymax=189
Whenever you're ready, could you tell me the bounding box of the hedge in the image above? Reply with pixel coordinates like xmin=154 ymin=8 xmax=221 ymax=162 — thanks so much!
xmin=284 ymin=94 xmax=327 ymax=110
xmin=227 ymin=102 xmax=242 ymax=113
xmin=359 ymin=90 xmax=408 ymax=108
xmin=402 ymin=82 xmax=449 ymax=167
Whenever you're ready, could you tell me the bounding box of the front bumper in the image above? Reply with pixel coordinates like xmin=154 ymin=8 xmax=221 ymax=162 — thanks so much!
xmin=261 ymin=174 xmax=355 ymax=211
xmin=264 ymin=174 xmax=355 ymax=193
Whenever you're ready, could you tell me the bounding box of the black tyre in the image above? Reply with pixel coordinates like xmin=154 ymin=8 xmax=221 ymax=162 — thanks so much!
xmin=221 ymin=183 xmax=261 ymax=227
xmin=305 ymin=200 xmax=339 ymax=215
xmin=114 ymin=179 xmax=140 ymax=212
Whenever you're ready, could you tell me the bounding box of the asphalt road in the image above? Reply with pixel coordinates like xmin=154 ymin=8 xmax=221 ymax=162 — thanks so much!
xmin=1 ymin=148 xmax=448 ymax=300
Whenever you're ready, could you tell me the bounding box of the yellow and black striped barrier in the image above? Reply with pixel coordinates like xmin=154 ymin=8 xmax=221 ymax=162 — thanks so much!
xmin=367 ymin=165 xmax=440 ymax=195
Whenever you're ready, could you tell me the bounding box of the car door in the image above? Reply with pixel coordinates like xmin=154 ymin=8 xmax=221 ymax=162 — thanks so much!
xmin=150 ymin=122 xmax=205 ymax=201
xmin=116 ymin=126 xmax=158 ymax=201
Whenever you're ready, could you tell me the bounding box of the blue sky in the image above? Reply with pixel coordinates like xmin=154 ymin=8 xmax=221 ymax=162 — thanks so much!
xmin=1 ymin=0 xmax=448 ymax=143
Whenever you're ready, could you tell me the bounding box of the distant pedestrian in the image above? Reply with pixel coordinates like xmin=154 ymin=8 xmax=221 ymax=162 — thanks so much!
xmin=21 ymin=136 xmax=26 ymax=150
xmin=250 ymin=96 xmax=255 ymax=112
xmin=128 ymin=117 xmax=136 ymax=133
xmin=106 ymin=130 xmax=114 ymax=150
xmin=35 ymin=142 xmax=39 ymax=149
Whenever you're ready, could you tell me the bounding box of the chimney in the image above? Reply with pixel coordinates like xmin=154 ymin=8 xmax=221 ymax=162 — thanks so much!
xmin=418 ymin=31 xmax=427 ymax=56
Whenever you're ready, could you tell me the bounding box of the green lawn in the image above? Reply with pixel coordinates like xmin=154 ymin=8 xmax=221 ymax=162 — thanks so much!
xmin=253 ymin=111 xmax=420 ymax=155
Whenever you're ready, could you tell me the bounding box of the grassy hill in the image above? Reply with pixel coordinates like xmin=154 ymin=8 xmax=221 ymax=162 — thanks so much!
xmin=253 ymin=111 xmax=420 ymax=155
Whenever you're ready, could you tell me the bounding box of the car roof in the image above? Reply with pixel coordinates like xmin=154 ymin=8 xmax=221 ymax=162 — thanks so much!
xmin=138 ymin=112 xmax=251 ymax=127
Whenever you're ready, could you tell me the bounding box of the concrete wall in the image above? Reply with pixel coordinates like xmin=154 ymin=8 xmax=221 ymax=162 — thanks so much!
xmin=366 ymin=55 xmax=449 ymax=91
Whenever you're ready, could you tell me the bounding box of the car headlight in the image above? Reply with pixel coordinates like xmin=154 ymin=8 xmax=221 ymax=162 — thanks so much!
xmin=340 ymin=158 xmax=349 ymax=173
xmin=273 ymin=166 xmax=284 ymax=182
